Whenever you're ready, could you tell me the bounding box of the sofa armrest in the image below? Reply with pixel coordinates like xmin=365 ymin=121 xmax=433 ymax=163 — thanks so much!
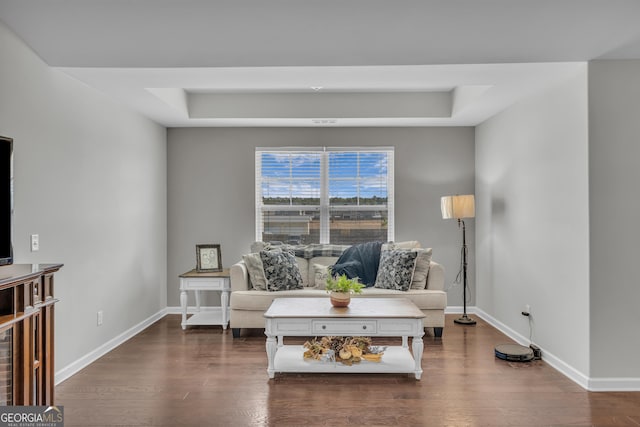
xmin=426 ymin=261 xmax=445 ymax=291
xmin=230 ymin=261 xmax=251 ymax=292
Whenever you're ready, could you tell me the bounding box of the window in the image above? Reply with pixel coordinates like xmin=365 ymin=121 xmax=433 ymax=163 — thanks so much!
xmin=256 ymin=147 xmax=394 ymax=245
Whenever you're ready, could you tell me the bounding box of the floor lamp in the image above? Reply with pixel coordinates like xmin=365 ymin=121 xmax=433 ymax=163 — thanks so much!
xmin=441 ymin=194 xmax=476 ymax=325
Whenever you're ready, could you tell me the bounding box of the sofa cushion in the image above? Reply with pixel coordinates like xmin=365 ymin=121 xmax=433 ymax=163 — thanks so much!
xmin=359 ymin=288 xmax=447 ymax=310
xmin=309 ymin=256 xmax=340 ymax=267
xmin=231 ymin=289 xmax=330 ymax=310
xmin=374 ymin=249 xmax=418 ymax=291
xmin=260 ymin=250 xmax=304 ymax=291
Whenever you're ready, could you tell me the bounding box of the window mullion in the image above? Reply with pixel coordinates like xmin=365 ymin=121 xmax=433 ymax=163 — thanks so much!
xmin=288 ymin=154 xmax=293 ymax=206
xmin=387 ymin=150 xmax=395 ymax=242
xmin=356 ymin=151 xmax=360 ymax=206
xmin=320 ymin=151 xmax=329 ymax=244
xmin=255 ymin=151 xmax=263 ymax=241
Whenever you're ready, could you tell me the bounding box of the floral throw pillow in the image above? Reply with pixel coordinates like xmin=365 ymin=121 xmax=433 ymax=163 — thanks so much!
xmin=374 ymin=249 xmax=418 ymax=291
xmin=260 ymin=250 xmax=303 ymax=291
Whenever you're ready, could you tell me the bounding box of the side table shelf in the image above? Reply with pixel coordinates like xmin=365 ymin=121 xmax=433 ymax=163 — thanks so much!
xmin=179 ymin=268 xmax=230 ymax=330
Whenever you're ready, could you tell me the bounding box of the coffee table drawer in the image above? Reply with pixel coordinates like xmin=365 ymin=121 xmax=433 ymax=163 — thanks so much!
xmin=312 ymin=320 xmax=377 ymax=335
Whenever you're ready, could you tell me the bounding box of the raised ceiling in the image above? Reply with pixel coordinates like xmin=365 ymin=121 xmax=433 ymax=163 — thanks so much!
xmin=1 ymin=0 xmax=639 ymax=127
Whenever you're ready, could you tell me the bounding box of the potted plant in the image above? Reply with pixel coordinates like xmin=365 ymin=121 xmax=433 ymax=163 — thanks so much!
xmin=325 ymin=272 xmax=364 ymax=307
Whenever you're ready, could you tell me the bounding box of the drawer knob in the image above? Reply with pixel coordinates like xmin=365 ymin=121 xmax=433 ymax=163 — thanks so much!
xmin=362 ymin=325 xmax=367 ymax=330
xmin=322 ymin=325 xmax=326 ymax=330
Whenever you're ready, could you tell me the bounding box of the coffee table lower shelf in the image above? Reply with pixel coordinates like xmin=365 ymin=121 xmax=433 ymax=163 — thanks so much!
xmin=271 ymin=345 xmax=419 ymax=376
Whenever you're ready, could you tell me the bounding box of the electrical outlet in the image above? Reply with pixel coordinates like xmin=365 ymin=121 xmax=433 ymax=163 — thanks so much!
xmin=30 ymin=234 xmax=39 ymax=252
xmin=521 ymin=304 xmax=530 ymax=317
xmin=97 ymin=310 xmax=103 ymax=326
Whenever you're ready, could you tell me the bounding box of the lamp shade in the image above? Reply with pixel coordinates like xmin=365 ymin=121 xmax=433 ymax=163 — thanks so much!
xmin=441 ymin=194 xmax=475 ymax=219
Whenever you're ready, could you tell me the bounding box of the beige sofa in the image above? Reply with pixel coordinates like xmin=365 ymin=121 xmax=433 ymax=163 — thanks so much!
xmin=229 ymin=242 xmax=447 ymax=338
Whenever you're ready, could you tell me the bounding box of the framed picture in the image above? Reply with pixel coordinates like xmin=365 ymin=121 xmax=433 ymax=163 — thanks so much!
xmin=196 ymin=244 xmax=222 ymax=272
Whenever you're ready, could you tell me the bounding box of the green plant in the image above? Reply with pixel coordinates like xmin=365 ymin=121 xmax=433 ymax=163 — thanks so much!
xmin=325 ymin=273 xmax=364 ymax=294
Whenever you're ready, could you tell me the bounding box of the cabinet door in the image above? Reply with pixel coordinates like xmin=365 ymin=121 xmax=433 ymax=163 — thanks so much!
xmin=41 ymin=304 xmax=54 ymax=405
xmin=0 ymin=326 xmax=14 ymax=405
xmin=19 ymin=317 xmax=33 ymax=405
xmin=33 ymin=311 xmax=42 ymax=404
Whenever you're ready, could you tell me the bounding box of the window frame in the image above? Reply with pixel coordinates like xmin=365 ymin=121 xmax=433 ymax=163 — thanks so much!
xmin=255 ymin=147 xmax=394 ymax=244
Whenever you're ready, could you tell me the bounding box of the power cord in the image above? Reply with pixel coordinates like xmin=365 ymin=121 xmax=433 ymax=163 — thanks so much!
xmin=444 ymin=244 xmax=470 ymax=307
xmin=521 ymin=310 xmax=541 ymax=359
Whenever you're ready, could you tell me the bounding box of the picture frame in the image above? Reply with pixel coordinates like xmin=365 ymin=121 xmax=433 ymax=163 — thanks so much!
xmin=196 ymin=244 xmax=222 ymax=272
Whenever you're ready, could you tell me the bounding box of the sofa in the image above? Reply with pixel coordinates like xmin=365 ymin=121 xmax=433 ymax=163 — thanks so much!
xmin=229 ymin=241 xmax=447 ymax=338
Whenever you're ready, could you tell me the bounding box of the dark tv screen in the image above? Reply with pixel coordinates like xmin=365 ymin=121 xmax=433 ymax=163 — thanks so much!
xmin=0 ymin=136 xmax=13 ymax=266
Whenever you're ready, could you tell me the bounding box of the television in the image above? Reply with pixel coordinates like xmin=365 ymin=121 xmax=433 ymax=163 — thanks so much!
xmin=0 ymin=136 xmax=13 ymax=266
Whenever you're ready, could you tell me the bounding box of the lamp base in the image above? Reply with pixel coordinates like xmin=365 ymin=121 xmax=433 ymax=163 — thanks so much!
xmin=454 ymin=314 xmax=477 ymax=325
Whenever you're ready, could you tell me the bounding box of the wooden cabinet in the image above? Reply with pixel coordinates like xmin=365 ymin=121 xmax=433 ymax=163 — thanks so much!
xmin=0 ymin=263 xmax=62 ymax=405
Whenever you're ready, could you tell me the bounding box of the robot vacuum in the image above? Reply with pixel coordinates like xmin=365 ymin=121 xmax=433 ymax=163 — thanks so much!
xmin=494 ymin=343 xmax=534 ymax=362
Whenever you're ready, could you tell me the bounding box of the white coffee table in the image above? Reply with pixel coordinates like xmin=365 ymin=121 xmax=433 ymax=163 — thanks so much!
xmin=263 ymin=297 xmax=425 ymax=379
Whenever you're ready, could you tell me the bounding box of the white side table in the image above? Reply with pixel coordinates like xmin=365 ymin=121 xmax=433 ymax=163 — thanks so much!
xmin=179 ymin=268 xmax=230 ymax=330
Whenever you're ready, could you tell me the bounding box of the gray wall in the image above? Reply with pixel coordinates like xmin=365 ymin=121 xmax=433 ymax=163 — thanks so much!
xmin=167 ymin=127 xmax=474 ymax=307
xmin=475 ymin=66 xmax=590 ymax=376
xmin=0 ymin=22 xmax=167 ymax=372
xmin=588 ymin=60 xmax=640 ymax=379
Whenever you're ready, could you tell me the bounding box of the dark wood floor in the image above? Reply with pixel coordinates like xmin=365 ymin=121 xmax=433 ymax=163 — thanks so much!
xmin=56 ymin=314 xmax=640 ymax=426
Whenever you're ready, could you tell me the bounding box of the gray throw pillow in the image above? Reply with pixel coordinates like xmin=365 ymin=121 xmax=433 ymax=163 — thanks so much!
xmin=374 ymin=249 xmax=418 ymax=291
xmin=312 ymin=263 xmax=331 ymax=289
xmin=410 ymin=248 xmax=432 ymax=290
xmin=242 ymin=251 xmax=273 ymax=290
xmin=260 ymin=250 xmax=303 ymax=291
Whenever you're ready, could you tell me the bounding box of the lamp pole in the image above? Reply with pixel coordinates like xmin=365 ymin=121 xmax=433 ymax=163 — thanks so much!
xmin=454 ymin=218 xmax=476 ymax=325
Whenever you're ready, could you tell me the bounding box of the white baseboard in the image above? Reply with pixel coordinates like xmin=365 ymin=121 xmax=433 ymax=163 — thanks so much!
xmin=444 ymin=305 xmax=462 ymax=314
xmin=588 ymin=377 xmax=640 ymax=391
xmin=471 ymin=307 xmax=591 ymax=390
xmin=55 ymin=308 xmax=169 ymax=385
xmin=465 ymin=306 xmax=640 ymax=391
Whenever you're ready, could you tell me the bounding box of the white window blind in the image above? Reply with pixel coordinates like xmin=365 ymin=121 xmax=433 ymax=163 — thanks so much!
xmin=255 ymin=147 xmax=394 ymax=245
